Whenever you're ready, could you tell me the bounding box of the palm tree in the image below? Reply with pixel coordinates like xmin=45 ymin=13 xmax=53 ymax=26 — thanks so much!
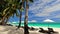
xmin=0 ymin=0 xmax=21 ymax=25
xmin=0 ymin=0 xmax=8 ymax=25
xmin=17 ymin=3 xmax=24 ymax=28
xmin=24 ymin=0 xmax=33 ymax=34
xmin=5 ymin=0 xmax=23 ymax=27
xmin=17 ymin=0 xmax=25 ymax=29
xmin=0 ymin=7 xmax=10 ymax=25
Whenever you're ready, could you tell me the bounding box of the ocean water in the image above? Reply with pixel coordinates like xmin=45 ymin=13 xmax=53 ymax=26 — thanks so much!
xmin=10 ymin=22 xmax=60 ymax=28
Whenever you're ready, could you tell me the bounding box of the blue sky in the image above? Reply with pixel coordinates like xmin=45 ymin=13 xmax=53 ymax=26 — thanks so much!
xmin=9 ymin=0 xmax=60 ymax=22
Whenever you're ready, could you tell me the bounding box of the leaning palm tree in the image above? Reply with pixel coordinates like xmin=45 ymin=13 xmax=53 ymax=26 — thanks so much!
xmin=17 ymin=3 xmax=24 ymax=28
xmin=0 ymin=0 xmax=8 ymax=24
xmin=17 ymin=0 xmax=25 ymax=29
xmin=5 ymin=0 xmax=23 ymax=27
xmin=0 ymin=7 xmax=10 ymax=25
xmin=0 ymin=0 xmax=21 ymax=25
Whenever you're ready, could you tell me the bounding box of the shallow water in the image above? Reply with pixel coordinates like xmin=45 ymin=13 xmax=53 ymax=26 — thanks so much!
xmin=10 ymin=22 xmax=60 ymax=28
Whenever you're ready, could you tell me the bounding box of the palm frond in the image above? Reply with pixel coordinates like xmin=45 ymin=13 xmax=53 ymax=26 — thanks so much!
xmin=3 ymin=7 xmax=10 ymax=16
xmin=29 ymin=0 xmax=33 ymax=2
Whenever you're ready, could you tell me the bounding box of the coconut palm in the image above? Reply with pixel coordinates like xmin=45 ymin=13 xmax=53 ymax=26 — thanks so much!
xmin=0 ymin=0 xmax=21 ymax=25
xmin=5 ymin=0 xmax=23 ymax=27
xmin=17 ymin=0 xmax=25 ymax=29
xmin=17 ymin=2 xmax=24 ymax=28
xmin=0 ymin=0 xmax=9 ymax=25
xmin=24 ymin=0 xmax=33 ymax=34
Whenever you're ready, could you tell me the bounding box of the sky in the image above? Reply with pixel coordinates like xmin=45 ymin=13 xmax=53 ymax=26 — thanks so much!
xmin=9 ymin=0 xmax=60 ymax=22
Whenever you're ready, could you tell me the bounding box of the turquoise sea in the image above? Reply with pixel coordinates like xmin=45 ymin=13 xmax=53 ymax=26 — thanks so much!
xmin=10 ymin=22 xmax=60 ymax=28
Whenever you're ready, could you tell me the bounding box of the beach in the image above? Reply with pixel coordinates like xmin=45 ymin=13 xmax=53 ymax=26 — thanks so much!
xmin=0 ymin=25 xmax=59 ymax=34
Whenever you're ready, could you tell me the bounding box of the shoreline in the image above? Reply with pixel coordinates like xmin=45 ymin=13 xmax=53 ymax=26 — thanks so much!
xmin=0 ymin=25 xmax=60 ymax=34
xmin=31 ymin=26 xmax=60 ymax=34
xmin=9 ymin=23 xmax=60 ymax=28
xmin=28 ymin=26 xmax=60 ymax=28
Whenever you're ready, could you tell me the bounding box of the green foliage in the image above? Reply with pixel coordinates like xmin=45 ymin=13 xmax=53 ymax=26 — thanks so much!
xmin=2 ymin=7 xmax=10 ymax=15
xmin=29 ymin=0 xmax=33 ymax=2
xmin=0 ymin=0 xmax=33 ymax=25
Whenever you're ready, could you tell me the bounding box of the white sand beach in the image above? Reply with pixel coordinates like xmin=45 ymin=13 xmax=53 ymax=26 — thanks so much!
xmin=0 ymin=25 xmax=59 ymax=34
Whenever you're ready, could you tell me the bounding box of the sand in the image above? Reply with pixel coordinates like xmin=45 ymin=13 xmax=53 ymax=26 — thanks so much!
xmin=0 ymin=25 xmax=59 ymax=34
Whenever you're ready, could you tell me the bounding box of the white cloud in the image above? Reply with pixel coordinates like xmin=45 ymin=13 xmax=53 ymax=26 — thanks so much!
xmin=44 ymin=4 xmax=60 ymax=12
xmin=31 ymin=20 xmax=37 ymax=22
xmin=21 ymin=20 xmax=37 ymax=23
xmin=35 ymin=4 xmax=60 ymax=17
xmin=13 ymin=21 xmax=30 ymax=23
xmin=54 ymin=15 xmax=60 ymax=18
xmin=11 ymin=20 xmax=37 ymax=23
xmin=43 ymin=19 xmax=54 ymax=22
xmin=29 ymin=0 xmax=60 ymax=18
xmin=29 ymin=0 xmax=59 ymax=11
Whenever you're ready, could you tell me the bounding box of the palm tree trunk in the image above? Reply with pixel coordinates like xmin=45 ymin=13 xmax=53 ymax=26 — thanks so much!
xmin=24 ymin=0 xmax=29 ymax=34
xmin=5 ymin=17 xmax=9 ymax=25
xmin=0 ymin=7 xmax=10 ymax=25
xmin=17 ymin=0 xmax=24 ymax=29
xmin=18 ymin=11 xmax=22 ymax=28
xmin=0 ymin=17 xmax=5 ymax=25
xmin=24 ymin=9 xmax=29 ymax=34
